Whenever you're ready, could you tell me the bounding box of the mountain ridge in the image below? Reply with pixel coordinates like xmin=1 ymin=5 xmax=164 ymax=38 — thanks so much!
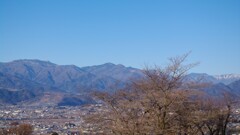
xmin=0 ymin=59 xmax=239 ymax=106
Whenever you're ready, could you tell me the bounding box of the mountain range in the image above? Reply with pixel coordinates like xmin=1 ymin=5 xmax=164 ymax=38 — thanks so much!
xmin=0 ymin=59 xmax=239 ymax=106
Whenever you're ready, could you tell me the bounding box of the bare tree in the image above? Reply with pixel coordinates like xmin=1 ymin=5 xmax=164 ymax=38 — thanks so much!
xmin=191 ymin=92 xmax=235 ymax=135
xmin=7 ymin=123 xmax=33 ymax=135
xmin=84 ymin=54 xmax=235 ymax=135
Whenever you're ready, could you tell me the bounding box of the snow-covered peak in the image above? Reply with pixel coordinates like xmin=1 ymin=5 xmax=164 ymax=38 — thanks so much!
xmin=214 ymin=74 xmax=240 ymax=80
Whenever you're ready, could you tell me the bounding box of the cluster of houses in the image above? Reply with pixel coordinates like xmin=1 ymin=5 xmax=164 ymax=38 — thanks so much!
xmin=0 ymin=104 xmax=103 ymax=135
xmin=1 ymin=104 xmax=240 ymax=135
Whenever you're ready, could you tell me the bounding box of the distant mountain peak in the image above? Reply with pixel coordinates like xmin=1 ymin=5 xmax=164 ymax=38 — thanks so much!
xmin=214 ymin=74 xmax=240 ymax=80
xmin=186 ymin=73 xmax=240 ymax=85
xmin=12 ymin=59 xmax=52 ymax=63
xmin=91 ymin=63 xmax=128 ymax=69
xmin=10 ymin=59 xmax=56 ymax=66
xmin=116 ymin=64 xmax=125 ymax=68
xmin=188 ymin=73 xmax=210 ymax=76
xmin=102 ymin=62 xmax=117 ymax=67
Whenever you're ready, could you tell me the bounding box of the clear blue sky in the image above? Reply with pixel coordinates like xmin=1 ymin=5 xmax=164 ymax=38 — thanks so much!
xmin=0 ymin=0 xmax=240 ymax=75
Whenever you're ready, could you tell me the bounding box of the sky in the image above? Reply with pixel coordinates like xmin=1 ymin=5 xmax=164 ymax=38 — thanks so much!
xmin=0 ymin=0 xmax=240 ymax=75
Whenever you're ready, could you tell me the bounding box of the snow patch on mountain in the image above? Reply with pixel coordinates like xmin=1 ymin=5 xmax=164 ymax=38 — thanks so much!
xmin=214 ymin=74 xmax=240 ymax=80
xmin=214 ymin=74 xmax=240 ymax=85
